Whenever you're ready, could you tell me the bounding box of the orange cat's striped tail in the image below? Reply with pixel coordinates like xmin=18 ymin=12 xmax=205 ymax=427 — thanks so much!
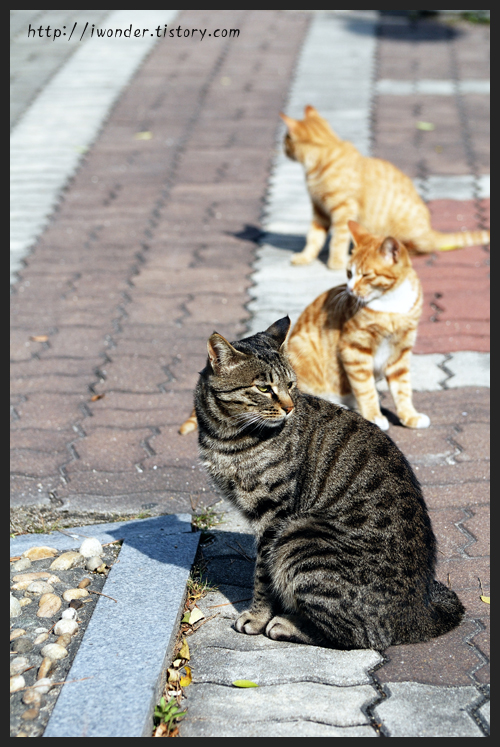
xmin=409 ymin=228 xmax=490 ymax=254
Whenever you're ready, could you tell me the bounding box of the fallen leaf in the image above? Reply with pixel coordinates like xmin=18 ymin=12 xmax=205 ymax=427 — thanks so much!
xmin=30 ymin=335 xmax=48 ymax=342
xmin=167 ymin=668 xmax=180 ymax=683
xmin=179 ymin=639 xmax=190 ymax=660
xmin=416 ymin=121 xmax=435 ymax=131
xmin=153 ymin=722 xmax=168 ymax=737
xmin=188 ymin=608 xmax=205 ymax=625
xmin=480 ymin=595 xmax=490 ymax=604
xmin=135 ymin=131 xmax=152 ymax=140
xmin=232 ymin=680 xmax=258 ymax=688
xmin=90 ymin=394 xmax=105 ymax=402
xmin=181 ymin=612 xmax=190 ymax=623
xmin=179 ymin=665 xmax=192 ymax=687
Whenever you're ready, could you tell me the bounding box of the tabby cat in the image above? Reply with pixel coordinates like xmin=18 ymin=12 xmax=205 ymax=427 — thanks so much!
xmin=281 ymin=105 xmax=490 ymax=270
xmin=287 ymin=220 xmax=428 ymax=431
xmin=195 ymin=317 xmax=464 ymax=649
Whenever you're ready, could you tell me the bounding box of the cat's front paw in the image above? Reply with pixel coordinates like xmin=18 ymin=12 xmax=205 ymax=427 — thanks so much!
xmin=403 ymin=413 xmax=431 ymax=429
xmin=291 ymin=252 xmax=313 ymax=265
xmin=235 ymin=609 xmax=271 ymax=635
xmin=373 ymin=415 xmax=390 ymax=431
xmin=265 ymin=616 xmax=296 ymax=641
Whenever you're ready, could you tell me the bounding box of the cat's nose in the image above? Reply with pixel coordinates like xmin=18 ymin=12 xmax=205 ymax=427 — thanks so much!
xmin=282 ymin=403 xmax=294 ymax=414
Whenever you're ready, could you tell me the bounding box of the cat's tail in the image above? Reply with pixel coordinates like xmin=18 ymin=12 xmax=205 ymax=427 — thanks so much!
xmin=179 ymin=408 xmax=198 ymax=435
xmin=427 ymin=579 xmax=465 ymax=637
xmin=408 ymin=228 xmax=490 ymax=254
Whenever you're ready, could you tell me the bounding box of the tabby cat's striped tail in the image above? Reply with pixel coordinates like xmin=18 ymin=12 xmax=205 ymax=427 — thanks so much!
xmin=410 ymin=228 xmax=490 ymax=254
xmin=427 ymin=579 xmax=465 ymax=637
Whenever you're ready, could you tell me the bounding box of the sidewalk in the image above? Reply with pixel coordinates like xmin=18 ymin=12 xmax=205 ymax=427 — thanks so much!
xmin=10 ymin=10 xmax=489 ymax=737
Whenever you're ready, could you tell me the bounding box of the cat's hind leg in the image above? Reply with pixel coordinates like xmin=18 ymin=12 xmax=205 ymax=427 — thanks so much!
xmin=327 ymin=198 xmax=358 ymax=270
xmin=291 ymin=204 xmax=330 ymax=265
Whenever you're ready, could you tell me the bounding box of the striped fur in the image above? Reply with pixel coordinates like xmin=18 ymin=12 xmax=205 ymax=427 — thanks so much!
xmin=195 ymin=318 xmax=464 ymax=649
xmin=281 ymin=105 xmax=490 ymax=270
xmin=288 ymin=221 xmax=429 ymax=431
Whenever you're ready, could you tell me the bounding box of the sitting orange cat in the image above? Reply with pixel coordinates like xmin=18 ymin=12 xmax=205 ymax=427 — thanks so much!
xmin=286 ymin=220 xmax=428 ymax=431
xmin=180 ymin=221 xmax=429 ymax=434
xmin=281 ymin=105 xmax=490 ymax=270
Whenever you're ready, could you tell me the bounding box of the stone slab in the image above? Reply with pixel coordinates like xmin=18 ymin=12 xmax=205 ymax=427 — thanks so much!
xmin=374 ymin=682 xmax=485 ymax=737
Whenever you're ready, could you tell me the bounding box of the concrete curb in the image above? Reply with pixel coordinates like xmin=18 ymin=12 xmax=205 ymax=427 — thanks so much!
xmin=10 ymin=515 xmax=200 ymax=738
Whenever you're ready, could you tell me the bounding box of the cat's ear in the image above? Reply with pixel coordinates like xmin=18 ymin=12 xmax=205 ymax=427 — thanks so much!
xmin=207 ymin=333 xmax=247 ymax=374
xmin=264 ymin=316 xmax=291 ymax=349
xmin=379 ymin=237 xmax=400 ymax=264
xmin=348 ymin=220 xmax=370 ymax=245
xmin=279 ymin=112 xmax=299 ymax=133
xmin=304 ymin=105 xmax=318 ymax=118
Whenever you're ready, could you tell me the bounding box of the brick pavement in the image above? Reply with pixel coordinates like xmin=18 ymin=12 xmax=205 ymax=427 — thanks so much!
xmin=11 ymin=10 xmax=489 ymax=737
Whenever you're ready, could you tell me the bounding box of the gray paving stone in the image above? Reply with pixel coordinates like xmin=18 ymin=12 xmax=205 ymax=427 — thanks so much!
xmin=445 ymin=352 xmax=490 ymax=389
xmin=183 ymin=682 xmax=378 ymax=732
xmin=374 ymin=682 xmax=484 ymax=737
xmin=189 ymin=646 xmax=382 ymax=687
xmin=182 ymin=719 xmax=377 ymax=737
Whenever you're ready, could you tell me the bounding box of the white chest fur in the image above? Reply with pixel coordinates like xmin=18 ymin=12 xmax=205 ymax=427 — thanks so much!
xmin=366 ymin=278 xmax=418 ymax=314
xmin=373 ymin=337 xmax=392 ymax=379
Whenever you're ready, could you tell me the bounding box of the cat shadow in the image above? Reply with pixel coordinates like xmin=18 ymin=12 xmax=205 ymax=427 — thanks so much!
xmin=231 ymin=223 xmax=353 ymax=264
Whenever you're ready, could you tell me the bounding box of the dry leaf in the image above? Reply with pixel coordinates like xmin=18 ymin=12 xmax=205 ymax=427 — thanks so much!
xmin=179 ymin=639 xmax=190 ymax=660
xmin=179 ymin=665 xmax=192 ymax=687
xmin=480 ymin=595 xmax=490 ymax=604
xmin=30 ymin=335 xmax=48 ymax=342
xmin=90 ymin=394 xmax=105 ymax=402
xmin=188 ymin=608 xmax=204 ymax=625
xmin=135 ymin=131 xmax=152 ymax=140
xmin=167 ymin=668 xmax=180 ymax=683
xmin=154 ymin=722 xmax=168 ymax=737
xmin=232 ymin=680 xmax=258 ymax=688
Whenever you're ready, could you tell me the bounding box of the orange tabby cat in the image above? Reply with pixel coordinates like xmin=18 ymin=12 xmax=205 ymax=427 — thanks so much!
xmin=281 ymin=105 xmax=490 ymax=270
xmin=179 ymin=221 xmax=428 ymax=434
xmin=287 ymin=220 xmax=429 ymax=430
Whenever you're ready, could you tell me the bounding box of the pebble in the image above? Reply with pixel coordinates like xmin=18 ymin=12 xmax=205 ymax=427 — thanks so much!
xmin=10 ymin=656 xmax=30 ymax=676
xmin=62 ymin=588 xmax=89 ymax=602
xmin=22 ymin=546 xmax=58 ymax=560
xmin=11 ymin=637 xmax=34 ymax=654
xmin=78 ymin=577 xmax=92 ymax=589
xmin=37 ymin=657 xmax=54 ymax=680
xmin=54 ymin=618 xmax=79 ymax=637
xmin=33 ymin=632 xmax=50 ymax=645
xmin=61 ymin=607 xmax=77 ymax=620
xmin=79 ymin=537 xmax=103 ymax=558
xmin=37 ymin=592 xmax=62 ymax=618
xmin=56 ymin=632 xmax=73 ymax=648
xmin=22 ymin=688 xmax=42 ymax=706
xmin=11 ymin=557 xmax=31 ymax=571
xmin=11 ymin=572 xmax=61 ymax=590
xmin=10 ymin=674 xmax=26 ymax=693
xmin=85 ymin=556 xmax=103 ymax=571
xmin=21 ymin=709 xmax=40 ymax=721
xmin=40 ymin=643 xmax=68 ymax=661
xmin=10 ymin=594 xmax=22 ymax=618
xmin=10 ymin=628 xmax=26 ymax=641
xmin=19 ymin=598 xmax=33 ymax=607
xmin=49 ymin=551 xmax=84 ymax=570
xmin=31 ymin=677 xmax=53 ymax=695
xmin=26 ymin=580 xmax=54 ymax=595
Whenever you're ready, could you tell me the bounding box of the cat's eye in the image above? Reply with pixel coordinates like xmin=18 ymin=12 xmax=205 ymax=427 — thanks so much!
xmin=346 ymin=269 xmax=352 ymax=279
xmin=256 ymin=385 xmax=272 ymax=393
xmin=287 ymin=382 xmax=294 ymax=389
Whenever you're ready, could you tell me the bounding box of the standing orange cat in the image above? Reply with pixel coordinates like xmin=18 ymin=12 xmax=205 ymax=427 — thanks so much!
xmin=281 ymin=105 xmax=490 ymax=270
xmin=287 ymin=220 xmax=428 ymax=431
